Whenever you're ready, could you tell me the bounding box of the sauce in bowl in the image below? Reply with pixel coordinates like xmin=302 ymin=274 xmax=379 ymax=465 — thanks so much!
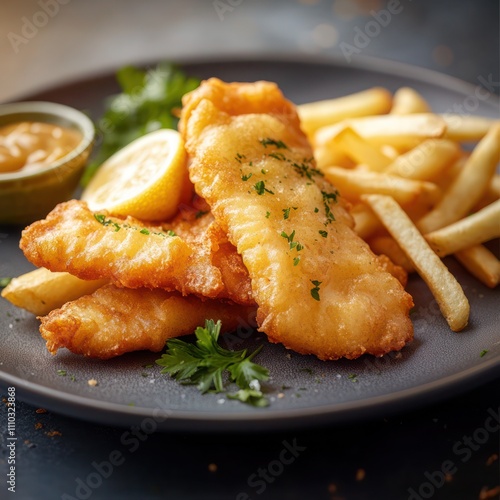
xmin=0 ymin=121 xmax=82 ymax=174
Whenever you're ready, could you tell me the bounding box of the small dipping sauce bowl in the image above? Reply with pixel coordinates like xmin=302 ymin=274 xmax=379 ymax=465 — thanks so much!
xmin=0 ymin=101 xmax=95 ymax=225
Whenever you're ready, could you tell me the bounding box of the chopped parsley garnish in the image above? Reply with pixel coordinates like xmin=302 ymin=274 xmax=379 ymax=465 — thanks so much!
xmin=321 ymin=190 xmax=338 ymax=224
xmin=265 ymin=211 xmax=271 ymax=219
xmin=291 ymin=161 xmax=323 ymax=181
xmin=480 ymin=349 xmax=488 ymax=357
xmin=156 ymin=320 xmax=269 ymax=407
xmin=253 ymin=180 xmax=274 ymax=195
xmin=310 ymin=280 xmax=322 ymax=301
xmin=282 ymin=207 xmax=298 ymax=220
xmin=293 ymin=257 xmax=301 ymax=266
xmin=241 ymin=173 xmax=253 ymax=182
xmin=94 ymin=214 xmax=120 ymax=231
xmin=281 ymin=230 xmax=304 ymax=252
xmin=260 ymin=138 xmax=289 ymax=149
xmin=94 ymin=213 xmax=174 ymax=238
xmin=319 ymin=230 xmax=328 ymax=238
xmin=348 ymin=374 xmax=358 ymax=383
xmin=235 ymin=152 xmax=246 ymax=163
xmin=281 ymin=229 xmax=295 ymax=244
xmin=57 ymin=369 xmax=76 ymax=381
xmin=0 ymin=277 xmax=12 ymax=288
xmin=322 ymin=190 xmax=338 ymax=203
xmin=314 ymin=207 xmax=319 ymax=213
xmin=268 ymin=152 xmax=287 ymax=161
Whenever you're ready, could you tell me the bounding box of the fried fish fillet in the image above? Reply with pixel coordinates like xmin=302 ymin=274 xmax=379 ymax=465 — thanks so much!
xmin=20 ymin=199 xmax=253 ymax=304
xmin=40 ymin=284 xmax=256 ymax=359
xmin=180 ymin=78 xmax=414 ymax=360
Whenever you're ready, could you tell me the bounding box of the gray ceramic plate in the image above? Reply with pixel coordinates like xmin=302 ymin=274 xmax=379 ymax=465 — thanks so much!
xmin=1 ymin=57 xmax=499 ymax=431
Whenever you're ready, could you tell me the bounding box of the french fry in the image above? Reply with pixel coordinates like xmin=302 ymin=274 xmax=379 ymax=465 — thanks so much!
xmin=418 ymin=123 xmax=500 ymax=233
xmin=455 ymin=245 xmax=500 ymax=288
xmin=298 ymin=87 xmax=392 ymax=137
xmin=324 ymin=166 xmax=441 ymax=206
xmin=475 ymin=174 xmax=500 ymax=210
xmin=313 ymin=143 xmax=353 ymax=170
xmin=1 ymin=268 xmax=108 ymax=316
xmin=489 ymin=174 xmax=500 ymax=197
xmin=362 ymin=194 xmax=470 ymax=332
xmin=425 ymin=199 xmax=500 ymax=257
xmin=380 ymin=144 xmax=400 ymax=160
xmin=315 ymin=113 xmax=447 ymax=150
xmin=441 ymin=114 xmax=497 ymax=142
xmin=350 ymin=203 xmax=382 ymax=240
xmin=330 ymin=126 xmax=392 ymax=171
xmin=368 ymin=235 xmax=415 ymax=273
xmin=390 ymin=87 xmax=431 ymax=115
xmin=384 ymin=139 xmax=460 ymax=180
xmin=433 ymin=154 xmax=468 ymax=192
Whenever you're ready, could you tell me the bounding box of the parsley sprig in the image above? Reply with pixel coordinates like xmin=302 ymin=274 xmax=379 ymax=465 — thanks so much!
xmin=82 ymin=63 xmax=200 ymax=185
xmin=156 ymin=320 xmax=269 ymax=407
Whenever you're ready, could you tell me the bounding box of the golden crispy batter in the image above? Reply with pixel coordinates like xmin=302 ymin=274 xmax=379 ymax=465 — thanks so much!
xmin=40 ymin=284 xmax=256 ymax=359
xmin=20 ymin=199 xmax=253 ymax=304
xmin=180 ymin=78 xmax=414 ymax=360
xmin=376 ymin=254 xmax=408 ymax=288
xmin=165 ymin=206 xmax=254 ymax=305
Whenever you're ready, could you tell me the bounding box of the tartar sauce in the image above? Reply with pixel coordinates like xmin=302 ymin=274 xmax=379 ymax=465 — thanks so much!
xmin=0 ymin=121 xmax=82 ymax=174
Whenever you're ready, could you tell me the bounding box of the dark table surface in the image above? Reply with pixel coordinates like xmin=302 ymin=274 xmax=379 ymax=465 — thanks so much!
xmin=0 ymin=377 xmax=499 ymax=500
xmin=1 ymin=1 xmax=499 ymax=499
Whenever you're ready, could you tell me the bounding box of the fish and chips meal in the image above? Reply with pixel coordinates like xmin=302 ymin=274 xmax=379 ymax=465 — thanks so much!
xmin=2 ymin=68 xmax=499 ymax=387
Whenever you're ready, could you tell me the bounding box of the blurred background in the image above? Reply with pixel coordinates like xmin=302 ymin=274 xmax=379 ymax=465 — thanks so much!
xmin=1 ymin=0 xmax=498 ymax=102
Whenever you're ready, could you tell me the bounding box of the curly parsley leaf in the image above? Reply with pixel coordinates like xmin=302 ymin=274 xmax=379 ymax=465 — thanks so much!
xmin=155 ymin=320 xmax=269 ymax=406
xmin=82 ymin=62 xmax=200 ymax=185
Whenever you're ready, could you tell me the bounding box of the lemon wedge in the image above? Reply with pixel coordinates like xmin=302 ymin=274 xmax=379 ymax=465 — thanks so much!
xmin=82 ymin=129 xmax=187 ymax=221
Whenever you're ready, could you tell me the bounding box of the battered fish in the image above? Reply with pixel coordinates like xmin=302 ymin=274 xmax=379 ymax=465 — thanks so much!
xmin=20 ymin=199 xmax=253 ymax=304
xmin=180 ymin=78 xmax=414 ymax=360
xmin=40 ymin=284 xmax=256 ymax=359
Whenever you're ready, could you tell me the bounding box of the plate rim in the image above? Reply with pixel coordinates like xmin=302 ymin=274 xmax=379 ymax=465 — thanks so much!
xmin=1 ymin=55 xmax=499 ymax=430
xmin=1 ymin=351 xmax=499 ymax=431
xmin=7 ymin=52 xmax=499 ymax=110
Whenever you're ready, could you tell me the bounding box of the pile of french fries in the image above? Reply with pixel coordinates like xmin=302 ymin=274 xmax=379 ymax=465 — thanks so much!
xmin=3 ymin=86 xmax=499 ymax=340
xmin=299 ymin=86 xmax=499 ymax=332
